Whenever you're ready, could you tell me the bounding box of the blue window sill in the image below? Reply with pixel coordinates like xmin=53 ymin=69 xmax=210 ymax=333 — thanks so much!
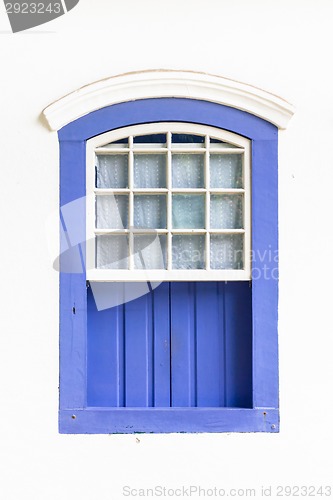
xmin=60 ymin=408 xmax=279 ymax=434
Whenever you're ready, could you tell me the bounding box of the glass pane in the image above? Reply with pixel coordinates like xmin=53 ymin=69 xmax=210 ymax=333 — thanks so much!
xmin=134 ymin=195 xmax=167 ymax=229
xmin=210 ymin=139 xmax=241 ymax=149
xmin=96 ymin=155 xmax=128 ymax=188
xmin=172 ymin=133 xmax=205 ymax=147
xmin=172 ymin=154 xmax=204 ymax=188
xmin=96 ymin=235 xmax=129 ymax=269
xmin=172 ymin=235 xmax=205 ymax=269
xmin=98 ymin=138 xmax=128 ymax=149
xmin=134 ymin=154 xmax=167 ymax=188
xmin=210 ymin=234 xmax=244 ymax=270
xmin=210 ymin=138 xmax=228 ymax=144
xmin=210 ymin=154 xmax=243 ymax=188
xmin=210 ymin=194 xmax=243 ymax=229
xmin=96 ymin=195 xmax=128 ymax=229
xmin=104 ymin=138 xmax=128 ymax=145
xmin=134 ymin=235 xmax=167 ymax=269
xmin=172 ymin=194 xmax=205 ymax=229
xmin=134 ymin=133 xmax=166 ymax=146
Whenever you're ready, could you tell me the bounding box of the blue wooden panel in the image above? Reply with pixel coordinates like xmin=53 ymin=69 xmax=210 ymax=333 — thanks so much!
xmin=59 ymin=274 xmax=87 ymax=410
xmin=224 ymin=282 xmax=253 ymax=408
xmin=152 ymin=283 xmax=171 ymax=407
xmin=87 ymin=286 xmax=125 ymax=407
xmin=170 ymin=283 xmax=196 ymax=407
xmin=124 ymin=292 xmax=153 ymax=407
xmin=196 ymin=282 xmax=225 ymax=407
xmin=86 ymin=282 xmax=252 ymax=409
xmin=87 ymin=283 xmax=172 ymax=408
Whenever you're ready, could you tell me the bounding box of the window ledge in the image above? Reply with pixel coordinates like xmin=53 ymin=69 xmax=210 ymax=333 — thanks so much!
xmin=59 ymin=408 xmax=280 ymax=434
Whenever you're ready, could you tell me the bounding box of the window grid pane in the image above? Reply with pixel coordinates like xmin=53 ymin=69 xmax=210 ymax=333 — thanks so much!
xmin=134 ymin=195 xmax=167 ymax=229
xmin=96 ymin=154 xmax=128 ymax=188
xmin=94 ymin=130 xmax=246 ymax=271
xmin=172 ymin=194 xmax=205 ymax=229
xmin=134 ymin=154 xmax=167 ymax=188
xmin=210 ymin=234 xmax=244 ymax=270
xmin=210 ymin=153 xmax=243 ymax=189
xmin=96 ymin=235 xmax=129 ymax=269
xmin=172 ymin=235 xmax=205 ymax=270
xmin=210 ymin=194 xmax=243 ymax=229
xmin=96 ymin=195 xmax=129 ymax=229
xmin=134 ymin=234 xmax=167 ymax=270
xmin=172 ymin=154 xmax=204 ymax=188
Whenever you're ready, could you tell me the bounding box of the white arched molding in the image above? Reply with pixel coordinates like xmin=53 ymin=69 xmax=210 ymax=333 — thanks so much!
xmin=42 ymin=70 xmax=295 ymax=131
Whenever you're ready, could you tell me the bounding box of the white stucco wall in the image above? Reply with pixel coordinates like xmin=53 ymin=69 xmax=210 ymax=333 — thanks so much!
xmin=0 ymin=1 xmax=332 ymax=498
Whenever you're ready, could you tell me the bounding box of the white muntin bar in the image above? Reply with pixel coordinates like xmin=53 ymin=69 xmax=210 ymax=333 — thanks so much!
xmin=243 ymin=146 xmax=251 ymax=277
xmin=132 ymin=189 xmax=168 ymax=194
xmin=95 ymin=188 xmax=169 ymax=194
xmin=205 ymin=135 xmax=210 ymax=270
xmin=209 ymin=229 xmax=245 ymax=234
xmin=87 ymin=269 xmax=250 ymax=282
xmin=209 ymin=148 xmax=244 ymax=154
xmin=171 ymin=148 xmax=206 ymax=153
xmin=128 ymin=136 xmax=134 ymax=270
xmin=95 ymin=148 xmax=130 ymax=154
xmin=94 ymin=229 xmax=169 ymax=235
xmin=94 ymin=188 xmax=130 ymax=195
xmin=94 ymin=229 xmax=130 ymax=235
xmin=209 ymin=188 xmax=245 ymax=194
xmin=171 ymin=229 xmax=206 ymax=235
xmin=167 ymin=132 xmax=172 ymax=270
xmin=171 ymin=188 xmax=206 ymax=193
xmin=132 ymin=148 xmax=168 ymax=153
xmin=86 ymin=146 xmax=97 ymax=271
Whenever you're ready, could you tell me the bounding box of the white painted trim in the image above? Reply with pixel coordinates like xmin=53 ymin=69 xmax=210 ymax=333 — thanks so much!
xmin=43 ymin=70 xmax=295 ymax=131
xmin=87 ymin=269 xmax=250 ymax=282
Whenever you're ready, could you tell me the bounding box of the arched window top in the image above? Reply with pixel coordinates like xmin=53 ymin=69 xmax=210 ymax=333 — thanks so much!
xmin=42 ymin=70 xmax=295 ymax=131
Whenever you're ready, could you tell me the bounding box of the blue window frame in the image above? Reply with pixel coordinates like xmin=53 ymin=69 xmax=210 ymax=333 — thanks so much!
xmin=59 ymin=98 xmax=278 ymax=433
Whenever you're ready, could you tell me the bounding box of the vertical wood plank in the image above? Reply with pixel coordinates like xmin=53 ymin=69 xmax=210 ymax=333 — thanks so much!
xmin=196 ymin=282 xmax=225 ymax=407
xmin=170 ymin=282 xmax=196 ymax=407
xmin=87 ymin=286 xmax=125 ymax=407
xmin=224 ymin=281 xmax=252 ymax=408
xmin=125 ymin=291 xmax=153 ymax=407
xmin=153 ymin=283 xmax=171 ymax=407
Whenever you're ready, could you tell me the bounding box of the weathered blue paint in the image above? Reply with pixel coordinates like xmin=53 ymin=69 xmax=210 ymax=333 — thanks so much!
xmin=59 ymin=140 xmax=86 ymax=410
xmin=59 ymin=98 xmax=279 ymax=433
xmin=252 ymin=139 xmax=279 ymax=409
